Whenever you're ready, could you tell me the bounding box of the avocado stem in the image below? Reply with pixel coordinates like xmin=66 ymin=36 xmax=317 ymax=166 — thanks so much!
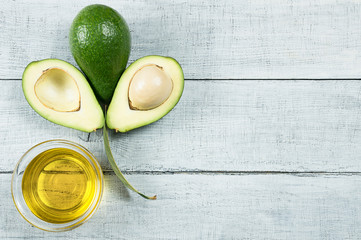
xmin=102 ymin=110 xmax=156 ymax=200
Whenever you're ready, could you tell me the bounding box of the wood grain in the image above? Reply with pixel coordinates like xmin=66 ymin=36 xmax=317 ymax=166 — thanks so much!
xmin=2 ymin=0 xmax=361 ymax=239
xmin=1 ymin=0 xmax=361 ymax=79
xmin=2 ymin=173 xmax=361 ymax=239
xmin=2 ymin=80 xmax=361 ymax=172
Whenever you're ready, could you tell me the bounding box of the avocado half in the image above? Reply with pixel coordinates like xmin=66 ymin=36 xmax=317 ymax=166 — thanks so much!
xmin=22 ymin=59 xmax=104 ymax=132
xmin=106 ymin=55 xmax=184 ymax=132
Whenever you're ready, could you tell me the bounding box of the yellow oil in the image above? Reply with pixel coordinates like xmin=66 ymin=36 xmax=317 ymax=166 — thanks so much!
xmin=22 ymin=147 xmax=97 ymax=223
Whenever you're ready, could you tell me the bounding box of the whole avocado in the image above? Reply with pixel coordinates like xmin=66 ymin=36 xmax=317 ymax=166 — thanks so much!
xmin=69 ymin=4 xmax=131 ymax=103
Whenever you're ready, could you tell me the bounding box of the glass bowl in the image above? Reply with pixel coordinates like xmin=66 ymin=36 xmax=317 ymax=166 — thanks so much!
xmin=11 ymin=139 xmax=104 ymax=232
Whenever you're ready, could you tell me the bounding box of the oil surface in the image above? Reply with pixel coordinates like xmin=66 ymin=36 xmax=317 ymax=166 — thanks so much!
xmin=22 ymin=148 xmax=97 ymax=223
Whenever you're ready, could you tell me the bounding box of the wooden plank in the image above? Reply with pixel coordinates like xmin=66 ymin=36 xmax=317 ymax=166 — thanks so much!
xmin=1 ymin=173 xmax=361 ymax=239
xmin=1 ymin=0 xmax=361 ymax=79
xmin=2 ymin=80 xmax=361 ymax=172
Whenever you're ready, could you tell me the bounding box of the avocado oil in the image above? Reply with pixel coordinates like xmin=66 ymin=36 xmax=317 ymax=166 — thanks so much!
xmin=22 ymin=148 xmax=98 ymax=223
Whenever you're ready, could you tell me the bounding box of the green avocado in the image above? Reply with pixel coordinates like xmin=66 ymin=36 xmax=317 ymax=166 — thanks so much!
xmin=106 ymin=55 xmax=184 ymax=132
xmin=22 ymin=59 xmax=104 ymax=132
xmin=69 ymin=4 xmax=131 ymax=103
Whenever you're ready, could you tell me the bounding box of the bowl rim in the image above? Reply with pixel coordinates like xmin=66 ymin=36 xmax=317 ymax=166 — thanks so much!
xmin=11 ymin=139 xmax=104 ymax=232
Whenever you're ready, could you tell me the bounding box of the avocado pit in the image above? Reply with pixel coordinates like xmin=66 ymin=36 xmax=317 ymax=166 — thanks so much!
xmin=128 ymin=64 xmax=173 ymax=110
xmin=34 ymin=68 xmax=81 ymax=112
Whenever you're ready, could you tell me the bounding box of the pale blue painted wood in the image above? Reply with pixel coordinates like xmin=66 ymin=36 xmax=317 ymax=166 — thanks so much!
xmin=1 ymin=0 xmax=361 ymax=79
xmin=2 ymin=174 xmax=361 ymax=239
xmin=1 ymin=0 xmax=361 ymax=239
xmin=1 ymin=80 xmax=361 ymax=172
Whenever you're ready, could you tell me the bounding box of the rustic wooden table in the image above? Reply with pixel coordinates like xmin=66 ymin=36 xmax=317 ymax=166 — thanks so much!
xmin=1 ymin=0 xmax=361 ymax=239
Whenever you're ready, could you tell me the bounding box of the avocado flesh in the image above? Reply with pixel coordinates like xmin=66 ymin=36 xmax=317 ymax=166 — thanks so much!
xmin=69 ymin=4 xmax=131 ymax=104
xmin=106 ymin=56 xmax=184 ymax=132
xmin=22 ymin=59 xmax=104 ymax=132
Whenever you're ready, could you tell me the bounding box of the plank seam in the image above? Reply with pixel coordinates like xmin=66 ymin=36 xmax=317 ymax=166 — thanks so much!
xmin=103 ymin=171 xmax=361 ymax=176
xmin=2 ymin=171 xmax=361 ymax=176
xmin=2 ymin=78 xmax=361 ymax=81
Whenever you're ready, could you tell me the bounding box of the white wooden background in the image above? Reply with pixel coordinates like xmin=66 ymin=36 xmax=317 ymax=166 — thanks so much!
xmin=1 ymin=0 xmax=361 ymax=239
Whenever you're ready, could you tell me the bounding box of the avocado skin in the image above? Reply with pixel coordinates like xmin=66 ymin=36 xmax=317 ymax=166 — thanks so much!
xmin=69 ymin=4 xmax=131 ymax=103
